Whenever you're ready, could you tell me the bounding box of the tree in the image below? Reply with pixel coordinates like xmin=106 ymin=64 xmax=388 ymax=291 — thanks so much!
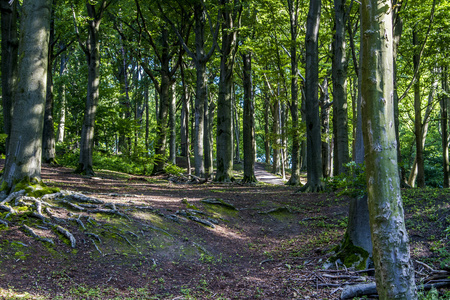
xmin=1 ymin=0 xmax=52 ymax=191
xmin=332 ymin=0 xmax=350 ymax=175
xmin=73 ymin=0 xmax=114 ymax=176
xmin=299 ymin=0 xmax=324 ymax=192
xmin=215 ymin=0 xmax=241 ymax=182
xmin=0 ymin=0 xmax=18 ymax=154
xmin=361 ymin=0 xmax=417 ymax=297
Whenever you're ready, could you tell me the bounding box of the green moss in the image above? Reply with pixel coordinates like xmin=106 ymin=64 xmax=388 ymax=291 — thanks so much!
xmin=12 ymin=177 xmax=60 ymax=197
xmin=0 ymin=181 xmax=8 ymax=192
xmin=328 ymin=232 xmax=370 ymax=270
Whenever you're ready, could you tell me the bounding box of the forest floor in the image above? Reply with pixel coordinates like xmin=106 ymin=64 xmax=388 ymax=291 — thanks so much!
xmin=0 ymin=162 xmax=449 ymax=299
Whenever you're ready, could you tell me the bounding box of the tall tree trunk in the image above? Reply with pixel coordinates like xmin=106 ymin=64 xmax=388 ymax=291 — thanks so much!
xmin=0 ymin=0 xmax=18 ymax=154
xmin=233 ymin=86 xmax=241 ymax=163
xmin=204 ymin=96 xmax=213 ymax=179
xmin=43 ymin=15 xmax=56 ymax=164
xmin=361 ymin=1 xmax=417 ymax=298
xmin=242 ymin=51 xmax=256 ymax=183
xmin=413 ymin=29 xmax=425 ymax=188
xmin=299 ymin=0 xmax=323 ymax=192
xmin=215 ymin=0 xmax=240 ymax=182
xmin=286 ymin=0 xmax=301 ymax=185
xmin=1 ymin=0 xmax=52 ymax=191
xmin=76 ymin=1 xmax=108 ymax=176
xmin=442 ymin=67 xmax=449 ymax=187
xmin=332 ymin=0 xmax=349 ymax=175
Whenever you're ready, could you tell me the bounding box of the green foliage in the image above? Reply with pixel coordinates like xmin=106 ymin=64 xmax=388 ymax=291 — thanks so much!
xmin=326 ymin=161 xmax=366 ymax=197
xmin=418 ymin=288 xmax=450 ymax=300
xmin=0 ymin=134 xmax=7 ymax=154
xmin=164 ymin=163 xmax=185 ymax=176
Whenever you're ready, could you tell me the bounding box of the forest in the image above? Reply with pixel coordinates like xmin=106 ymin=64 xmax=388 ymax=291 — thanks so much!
xmin=0 ymin=0 xmax=449 ymax=299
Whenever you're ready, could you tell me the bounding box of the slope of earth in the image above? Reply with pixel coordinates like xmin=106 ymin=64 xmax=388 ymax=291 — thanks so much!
xmin=0 ymin=163 xmax=448 ymax=299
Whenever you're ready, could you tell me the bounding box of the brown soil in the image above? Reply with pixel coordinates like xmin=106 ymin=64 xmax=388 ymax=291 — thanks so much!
xmin=0 ymin=164 xmax=449 ymax=299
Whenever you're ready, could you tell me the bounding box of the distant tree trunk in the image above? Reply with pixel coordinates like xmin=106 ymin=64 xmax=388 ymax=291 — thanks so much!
xmin=413 ymin=28 xmax=425 ymax=188
xmin=264 ymin=95 xmax=271 ymax=164
xmin=320 ymin=77 xmax=332 ymax=178
xmin=361 ymin=1 xmax=417 ymax=298
xmin=76 ymin=1 xmax=108 ymax=176
xmin=43 ymin=15 xmax=56 ymax=164
xmin=242 ymin=51 xmax=256 ymax=183
xmin=233 ymin=86 xmax=241 ymax=163
xmin=272 ymin=100 xmax=281 ymax=175
xmin=408 ymin=77 xmax=436 ymax=187
xmin=169 ymin=80 xmax=177 ymax=165
xmin=442 ymin=67 xmax=449 ymax=187
xmin=180 ymin=64 xmax=189 ymax=158
xmin=299 ymin=0 xmax=323 ymax=192
xmin=56 ymin=51 xmax=69 ymax=144
xmin=215 ymin=0 xmax=240 ymax=182
xmin=1 ymin=0 xmax=52 ymax=191
xmin=1 ymin=0 xmax=18 ymax=154
xmin=204 ymin=96 xmax=214 ymax=179
xmin=332 ymin=0 xmax=349 ymax=176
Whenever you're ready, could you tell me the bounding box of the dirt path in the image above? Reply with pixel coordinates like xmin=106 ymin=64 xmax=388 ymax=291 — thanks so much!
xmin=255 ymin=162 xmax=287 ymax=185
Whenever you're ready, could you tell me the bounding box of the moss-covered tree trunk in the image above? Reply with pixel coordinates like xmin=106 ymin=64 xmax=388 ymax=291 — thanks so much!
xmin=1 ymin=0 xmax=52 ymax=192
xmin=361 ymin=0 xmax=417 ymax=298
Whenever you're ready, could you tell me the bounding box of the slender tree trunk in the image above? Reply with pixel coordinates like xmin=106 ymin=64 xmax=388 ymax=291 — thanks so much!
xmin=442 ymin=67 xmax=449 ymax=187
xmin=56 ymin=51 xmax=69 ymax=144
xmin=272 ymin=100 xmax=281 ymax=175
xmin=169 ymin=80 xmax=177 ymax=165
xmin=286 ymin=0 xmax=301 ymax=185
xmin=1 ymin=0 xmax=18 ymax=154
xmin=264 ymin=95 xmax=271 ymax=164
xmin=76 ymin=1 xmax=107 ymax=176
xmin=332 ymin=0 xmax=349 ymax=175
xmin=242 ymin=51 xmax=256 ymax=183
xmin=233 ymin=87 xmax=241 ymax=163
xmin=1 ymin=0 xmax=52 ymax=191
xmin=215 ymin=0 xmax=240 ymax=182
xmin=361 ymin=1 xmax=417 ymax=298
xmin=204 ymin=96 xmax=213 ymax=179
xmin=43 ymin=15 xmax=56 ymax=164
xmin=300 ymin=0 xmax=323 ymax=192
xmin=413 ymin=29 xmax=425 ymax=188
xmin=320 ymin=78 xmax=332 ymax=178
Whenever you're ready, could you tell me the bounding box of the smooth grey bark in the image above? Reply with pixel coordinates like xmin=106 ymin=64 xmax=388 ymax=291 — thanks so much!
xmin=74 ymin=1 xmax=111 ymax=176
xmin=0 ymin=0 xmax=18 ymax=154
xmin=412 ymin=28 xmax=425 ymax=188
xmin=215 ymin=0 xmax=240 ymax=182
xmin=332 ymin=0 xmax=350 ymax=176
xmin=242 ymin=51 xmax=256 ymax=183
xmin=1 ymin=0 xmax=52 ymax=190
xmin=299 ymin=0 xmax=323 ymax=192
xmin=180 ymin=62 xmax=191 ymax=174
xmin=56 ymin=51 xmax=69 ymax=144
xmin=233 ymin=87 xmax=241 ymax=163
xmin=361 ymin=1 xmax=417 ymax=298
xmin=204 ymin=94 xmax=214 ymax=179
xmin=42 ymin=15 xmax=56 ymax=164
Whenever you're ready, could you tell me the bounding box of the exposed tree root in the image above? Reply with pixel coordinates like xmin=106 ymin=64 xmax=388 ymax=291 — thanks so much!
xmin=297 ymin=181 xmax=325 ymax=193
xmin=55 ymin=225 xmax=76 ymax=248
xmin=0 ymin=218 xmax=8 ymax=227
xmin=22 ymin=224 xmax=54 ymax=245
